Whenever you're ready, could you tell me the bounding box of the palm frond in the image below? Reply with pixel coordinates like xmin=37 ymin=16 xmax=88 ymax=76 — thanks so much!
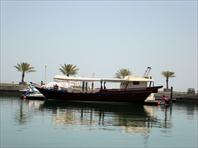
xmin=115 ymin=68 xmax=131 ymax=79
xmin=59 ymin=64 xmax=79 ymax=76
xmin=162 ymin=71 xmax=175 ymax=78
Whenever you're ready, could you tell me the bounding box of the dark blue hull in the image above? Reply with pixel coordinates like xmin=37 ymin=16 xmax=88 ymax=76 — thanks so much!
xmin=36 ymin=86 xmax=162 ymax=103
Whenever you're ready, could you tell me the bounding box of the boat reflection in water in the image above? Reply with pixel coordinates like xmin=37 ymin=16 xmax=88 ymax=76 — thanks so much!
xmin=20 ymin=99 xmax=171 ymax=135
xmin=37 ymin=100 xmax=171 ymax=134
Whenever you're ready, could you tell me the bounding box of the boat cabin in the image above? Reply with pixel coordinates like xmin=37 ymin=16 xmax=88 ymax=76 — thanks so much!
xmin=120 ymin=75 xmax=154 ymax=89
xmin=51 ymin=75 xmax=154 ymax=93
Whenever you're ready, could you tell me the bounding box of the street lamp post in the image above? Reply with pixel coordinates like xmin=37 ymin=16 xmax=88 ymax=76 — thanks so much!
xmin=44 ymin=65 xmax=47 ymax=84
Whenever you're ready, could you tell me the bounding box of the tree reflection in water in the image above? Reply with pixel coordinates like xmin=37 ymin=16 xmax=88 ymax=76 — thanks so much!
xmin=15 ymin=100 xmax=43 ymax=125
xmin=15 ymin=100 xmax=31 ymax=125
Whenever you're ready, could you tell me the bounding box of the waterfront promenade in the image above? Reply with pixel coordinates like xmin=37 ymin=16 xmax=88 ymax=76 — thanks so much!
xmin=0 ymin=83 xmax=28 ymax=96
xmin=0 ymin=83 xmax=27 ymax=92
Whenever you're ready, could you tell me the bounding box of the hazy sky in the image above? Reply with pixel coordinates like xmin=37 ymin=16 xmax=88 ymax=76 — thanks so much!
xmin=1 ymin=1 xmax=197 ymax=92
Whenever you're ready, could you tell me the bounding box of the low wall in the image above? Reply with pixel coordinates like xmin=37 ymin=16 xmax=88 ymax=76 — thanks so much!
xmin=156 ymin=91 xmax=198 ymax=102
xmin=0 ymin=83 xmax=27 ymax=92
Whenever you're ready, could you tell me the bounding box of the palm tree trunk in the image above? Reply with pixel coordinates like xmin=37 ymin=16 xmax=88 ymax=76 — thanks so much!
xmin=21 ymin=71 xmax=25 ymax=84
xmin=166 ymin=77 xmax=169 ymax=89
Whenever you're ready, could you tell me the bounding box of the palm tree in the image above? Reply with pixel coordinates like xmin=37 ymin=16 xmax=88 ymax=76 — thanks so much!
xmin=14 ymin=62 xmax=36 ymax=84
xmin=162 ymin=71 xmax=175 ymax=89
xmin=59 ymin=64 xmax=79 ymax=76
xmin=115 ymin=68 xmax=131 ymax=79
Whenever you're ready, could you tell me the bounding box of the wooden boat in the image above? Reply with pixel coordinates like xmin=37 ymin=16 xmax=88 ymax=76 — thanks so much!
xmin=36 ymin=86 xmax=162 ymax=102
xmin=35 ymin=73 xmax=163 ymax=103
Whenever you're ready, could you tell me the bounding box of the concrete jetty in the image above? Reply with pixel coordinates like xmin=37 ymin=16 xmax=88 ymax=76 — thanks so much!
xmin=0 ymin=83 xmax=27 ymax=92
xmin=155 ymin=91 xmax=198 ymax=102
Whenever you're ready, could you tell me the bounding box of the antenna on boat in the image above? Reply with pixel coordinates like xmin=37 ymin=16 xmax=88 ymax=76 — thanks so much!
xmin=144 ymin=67 xmax=151 ymax=78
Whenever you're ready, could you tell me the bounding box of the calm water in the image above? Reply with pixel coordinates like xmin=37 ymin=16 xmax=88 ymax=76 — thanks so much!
xmin=0 ymin=96 xmax=198 ymax=148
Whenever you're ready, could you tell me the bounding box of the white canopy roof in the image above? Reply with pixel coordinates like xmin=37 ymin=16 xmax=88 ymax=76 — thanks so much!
xmin=54 ymin=75 xmax=154 ymax=82
xmin=124 ymin=76 xmax=154 ymax=82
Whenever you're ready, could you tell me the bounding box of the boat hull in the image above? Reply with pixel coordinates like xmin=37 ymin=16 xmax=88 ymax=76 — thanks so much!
xmin=21 ymin=94 xmax=45 ymax=100
xmin=36 ymin=86 xmax=162 ymax=103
